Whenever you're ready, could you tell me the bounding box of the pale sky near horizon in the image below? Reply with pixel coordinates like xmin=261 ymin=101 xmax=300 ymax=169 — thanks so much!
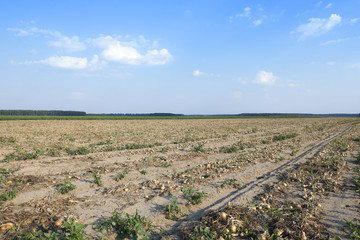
xmin=0 ymin=0 xmax=359 ymax=114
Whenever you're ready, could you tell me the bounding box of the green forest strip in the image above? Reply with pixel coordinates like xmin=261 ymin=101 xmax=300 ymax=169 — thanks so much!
xmin=0 ymin=115 xmax=278 ymax=121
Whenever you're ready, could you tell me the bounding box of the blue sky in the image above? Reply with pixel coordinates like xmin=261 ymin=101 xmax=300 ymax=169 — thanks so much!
xmin=0 ymin=0 xmax=359 ymax=114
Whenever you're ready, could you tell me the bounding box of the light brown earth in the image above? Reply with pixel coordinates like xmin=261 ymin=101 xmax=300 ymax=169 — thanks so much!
xmin=0 ymin=118 xmax=359 ymax=239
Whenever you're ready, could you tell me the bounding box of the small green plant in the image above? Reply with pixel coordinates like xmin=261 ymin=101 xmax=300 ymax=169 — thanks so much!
xmin=0 ymin=168 xmax=12 ymax=184
xmin=272 ymin=133 xmax=298 ymax=142
xmin=0 ymin=189 xmax=18 ymax=205
xmin=164 ymin=199 xmax=182 ymax=220
xmin=220 ymin=178 xmax=241 ymax=188
xmin=115 ymin=170 xmax=128 ymax=182
xmin=140 ymin=170 xmax=147 ymax=175
xmin=290 ymin=150 xmax=297 ymax=156
xmin=124 ymin=143 xmax=161 ymax=150
xmin=0 ymin=136 xmax=16 ymax=144
xmin=97 ymin=210 xmax=153 ymax=239
xmin=353 ymin=137 xmax=360 ymax=142
xmin=220 ymin=146 xmax=237 ymax=153
xmin=103 ymin=145 xmax=116 ymax=152
xmin=181 ymin=186 xmax=207 ymax=205
xmin=189 ymin=226 xmax=218 ymax=240
xmin=99 ymin=166 xmax=106 ymax=173
xmin=66 ymin=146 xmax=91 ymax=155
xmin=62 ymin=218 xmax=89 ymax=240
xmin=97 ymin=139 xmax=113 ymax=145
xmin=3 ymin=149 xmax=41 ymax=162
xmin=262 ymin=139 xmax=270 ymax=144
xmin=355 ymin=170 xmax=360 ymax=193
xmin=57 ymin=180 xmax=76 ymax=194
xmin=48 ymin=148 xmax=61 ymax=157
xmin=345 ymin=220 xmax=360 ymax=239
xmin=93 ymin=173 xmax=103 ymax=186
xmin=159 ymin=162 xmax=172 ymax=167
xmin=191 ymin=143 xmax=205 ymax=153
xmin=160 ymin=146 xmax=170 ymax=153
xmin=15 ymin=223 xmax=88 ymax=240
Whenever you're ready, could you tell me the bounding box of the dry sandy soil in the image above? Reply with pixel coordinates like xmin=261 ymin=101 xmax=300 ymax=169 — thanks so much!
xmin=0 ymin=118 xmax=359 ymax=239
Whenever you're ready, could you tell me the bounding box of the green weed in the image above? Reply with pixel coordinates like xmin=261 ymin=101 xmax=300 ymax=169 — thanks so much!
xmin=164 ymin=199 xmax=182 ymax=220
xmin=159 ymin=162 xmax=172 ymax=167
xmin=272 ymin=133 xmax=298 ymax=142
xmin=62 ymin=218 xmax=89 ymax=239
xmin=220 ymin=146 xmax=237 ymax=153
xmin=99 ymin=167 xmax=106 ymax=173
xmin=57 ymin=180 xmax=76 ymax=194
xmin=160 ymin=146 xmax=170 ymax=153
xmin=48 ymin=148 xmax=61 ymax=157
xmin=93 ymin=173 xmax=103 ymax=186
xmin=191 ymin=143 xmax=205 ymax=153
xmin=3 ymin=149 xmax=41 ymax=162
xmin=96 ymin=210 xmax=153 ymax=239
xmin=66 ymin=147 xmax=91 ymax=155
xmin=181 ymin=186 xmax=207 ymax=205
xmin=0 ymin=189 xmax=18 ymax=205
xmin=220 ymin=178 xmax=241 ymax=188
xmin=17 ymin=217 xmax=89 ymax=239
xmin=115 ymin=171 xmax=128 ymax=182
xmin=345 ymin=220 xmax=360 ymax=239
xmin=189 ymin=226 xmax=218 ymax=240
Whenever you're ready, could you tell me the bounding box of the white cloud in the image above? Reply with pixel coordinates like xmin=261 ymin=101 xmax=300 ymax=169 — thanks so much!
xmin=9 ymin=27 xmax=85 ymax=52
xmin=99 ymin=37 xmax=172 ymax=65
xmin=325 ymin=14 xmax=341 ymax=30
xmin=144 ymin=49 xmax=172 ymax=65
xmin=254 ymin=71 xmax=278 ymax=85
xmin=48 ymin=36 xmax=86 ymax=52
xmin=192 ymin=69 xmax=220 ymax=77
xmin=350 ymin=18 xmax=359 ymax=25
xmin=101 ymin=42 xmax=143 ymax=65
xmin=236 ymin=7 xmax=251 ymax=18
xmin=293 ymin=14 xmax=341 ymax=39
xmin=88 ymin=55 xmax=105 ymax=70
xmin=321 ymin=38 xmax=349 ymax=45
xmin=193 ymin=70 xmax=205 ymax=77
xmin=7 ymin=27 xmax=58 ymax=37
xmin=253 ymin=19 xmax=262 ymax=26
xmin=16 ymin=54 xmax=103 ymax=70
xmin=9 ymin=27 xmax=172 ymax=68
xmin=325 ymin=3 xmax=332 ymax=8
xmin=38 ymin=56 xmax=88 ymax=69
xmin=90 ymin=35 xmax=121 ymax=48
xmin=327 ymin=61 xmax=335 ymax=65
xmin=287 ymin=81 xmax=304 ymax=88
xmin=230 ymin=6 xmax=267 ymax=26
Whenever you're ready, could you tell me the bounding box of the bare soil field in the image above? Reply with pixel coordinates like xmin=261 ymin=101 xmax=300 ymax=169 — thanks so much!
xmin=0 ymin=118 xmax=359 ymax=239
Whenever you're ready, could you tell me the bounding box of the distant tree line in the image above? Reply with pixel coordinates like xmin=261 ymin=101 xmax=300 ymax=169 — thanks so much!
xmin=235 ymin=113 xmax=359 ymax=117
xmin=88 ymin=113 xmax=184 ymax=117
xmin=0 ymin=110 xmax=86 ymax=116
